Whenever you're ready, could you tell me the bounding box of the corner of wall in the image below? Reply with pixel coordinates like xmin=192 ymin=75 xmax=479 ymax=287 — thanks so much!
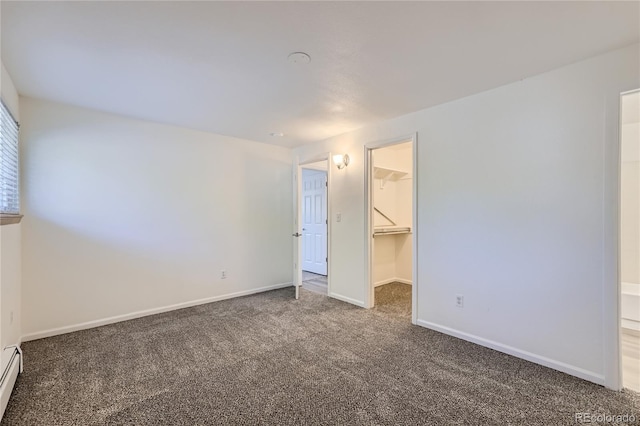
xmin=0 ymin=62 xmax=22 ymax=350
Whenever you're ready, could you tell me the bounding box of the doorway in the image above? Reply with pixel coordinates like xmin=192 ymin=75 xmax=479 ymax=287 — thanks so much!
xmin=301 ymin=162 xmax=328 ymax=295
xmin=294 ymin=156 xmax=331 ymax=299
xmin=620 ymin=89 xmax=640 ymax=392
xmin=365 ymin=136 xmax=417 ymax=323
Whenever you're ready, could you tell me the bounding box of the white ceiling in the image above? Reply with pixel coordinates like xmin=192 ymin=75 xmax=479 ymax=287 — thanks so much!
xmin=2 ymin=1 xmax=639 ymax=148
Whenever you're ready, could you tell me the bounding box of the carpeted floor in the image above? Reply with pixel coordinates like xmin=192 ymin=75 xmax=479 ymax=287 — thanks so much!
xmin=3 ymin=287 xmax=638 ymax=425
xmin=374 ymin=282 xmax=412 ymax=318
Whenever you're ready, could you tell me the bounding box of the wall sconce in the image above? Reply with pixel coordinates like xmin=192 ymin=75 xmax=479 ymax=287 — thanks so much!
xmin=333 ymin=154 xmax=350 ymax=170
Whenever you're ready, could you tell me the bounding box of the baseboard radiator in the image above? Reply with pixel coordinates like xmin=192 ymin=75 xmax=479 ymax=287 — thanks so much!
xmin=0 ymin=346 xmax=22 ymax=421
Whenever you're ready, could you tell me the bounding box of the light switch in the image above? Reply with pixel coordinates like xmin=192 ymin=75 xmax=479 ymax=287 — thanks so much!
xmin=336 ymin=213 xmax=342 ymax=222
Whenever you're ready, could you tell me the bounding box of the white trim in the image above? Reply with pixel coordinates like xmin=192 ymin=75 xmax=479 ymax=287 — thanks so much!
xmin=603 ymin=89 xmax=623 ymax=390
xmin=364 ymin=146 xmax=374 ymax=309
xmin=328 ymin=292 xmax=365 ymax=308
xmin=374 ymin=278 xmax=412 ymax=287
xmin=299 ymin=152 xmax=332 ymax=167
xmin=21 ymin=282 xmax=292 ymax=342
xmin=416 ymin=319 xmax=605 ymax=386
xmin=411 ymin=134 xmax=419 ymax=325
xmin=293 ymin=158 xmax=301 ymax=299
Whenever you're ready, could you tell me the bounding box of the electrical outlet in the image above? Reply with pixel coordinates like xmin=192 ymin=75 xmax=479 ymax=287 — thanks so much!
xmin=221 ymin=270 xmax=227 ymax=279
xmin=9 ymin=311 xmax=13 ymax=324
xmin=455 ymin=295 xmax=464 ymax=308
xmin=336 ymin=212 xmax=342 ymax=222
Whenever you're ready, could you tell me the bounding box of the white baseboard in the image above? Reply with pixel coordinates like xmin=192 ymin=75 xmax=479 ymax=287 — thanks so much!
xmin=22 ymin=282 xmax=293 ymax=342
xmin=374 ymin=277 xmax=412 ymax=287
xmin=416 ymin=319 xmax=604 ymax=386
xmin=328 ymin=292 xmax=365 ymax=308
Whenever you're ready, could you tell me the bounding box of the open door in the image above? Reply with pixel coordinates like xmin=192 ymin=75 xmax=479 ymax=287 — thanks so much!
xmin=301 ymin=169 xmax=328 ymax=275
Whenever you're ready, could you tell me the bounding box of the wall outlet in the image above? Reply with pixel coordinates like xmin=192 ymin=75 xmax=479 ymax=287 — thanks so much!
xmin=455 ymin=295 xmax=464 ymax=308
xmin=221 ymin=270 xmax=227 ymax=279
xmin=9 ymin=311 xmax=13 ymax=325
xmin=336 ymin=212 xmax=342 ymax=222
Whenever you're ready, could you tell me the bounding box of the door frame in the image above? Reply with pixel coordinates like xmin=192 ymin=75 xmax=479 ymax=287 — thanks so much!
xmin=293 ymin=153 xmax=332 ymax=299
xmin=364 ymin=133 xmax=418 ymax=325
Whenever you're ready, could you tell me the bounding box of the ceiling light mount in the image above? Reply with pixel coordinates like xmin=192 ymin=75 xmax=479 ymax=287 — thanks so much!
xmin=287 ymin=52 xmax=311 ymax=64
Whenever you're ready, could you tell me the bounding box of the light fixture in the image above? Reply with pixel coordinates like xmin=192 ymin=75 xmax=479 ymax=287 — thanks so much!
xmin=287 ymin=52 xmax=311 ymax=64
xmin=269 ymin=132 xmax=284 ymax=137
xmin=333 ymin=154 xmax=350 ymax=170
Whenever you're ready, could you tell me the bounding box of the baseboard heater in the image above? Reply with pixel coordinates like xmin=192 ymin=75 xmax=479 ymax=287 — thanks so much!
xmin=0 ymin=346 xmax=22 ymax=422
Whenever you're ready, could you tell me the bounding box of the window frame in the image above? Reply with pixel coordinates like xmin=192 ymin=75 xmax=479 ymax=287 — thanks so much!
xmin=0 ymin=99 xmax=22 ymax=225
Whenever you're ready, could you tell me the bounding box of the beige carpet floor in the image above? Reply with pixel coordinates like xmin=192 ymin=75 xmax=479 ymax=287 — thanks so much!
xmin=374 ymin=282 xmax=412 ymax=318
xmin=2 ymin=286 xmax=638 ymax=425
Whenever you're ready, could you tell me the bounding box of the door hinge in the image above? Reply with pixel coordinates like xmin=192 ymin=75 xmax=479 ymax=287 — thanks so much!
xmin=326 ymin=257 xmax=328 ymax=262
xmin=325 ymin=181 xmax=328 ymax=187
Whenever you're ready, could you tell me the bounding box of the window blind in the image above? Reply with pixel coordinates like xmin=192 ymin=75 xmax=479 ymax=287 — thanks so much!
xmin=0 ymin=101 xmax=19 ymax=214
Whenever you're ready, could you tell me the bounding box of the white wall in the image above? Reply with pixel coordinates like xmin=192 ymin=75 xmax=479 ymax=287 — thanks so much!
xmin=372 ymin=237 xmax=395 ymax=285
xmin=20 ymin=98 xmax=293 ymax=339
xmin=371 ymin=234 xmax=413 ymax=286
xmin=293 ymin=44 xmax=640 ymax=385
xmin=0 ymin=62 xmax=22 ymax=350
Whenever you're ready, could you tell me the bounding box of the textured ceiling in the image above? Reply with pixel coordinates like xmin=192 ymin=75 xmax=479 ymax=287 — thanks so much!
xmin=2 ymin=1 xmax=639 ymax=147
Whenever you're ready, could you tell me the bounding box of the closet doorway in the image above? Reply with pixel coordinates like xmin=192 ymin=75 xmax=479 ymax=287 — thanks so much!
xmin=365 ymin=135 xmax=417 ymax=324
xmin=619 ymin=89 xmax=640 ymax=392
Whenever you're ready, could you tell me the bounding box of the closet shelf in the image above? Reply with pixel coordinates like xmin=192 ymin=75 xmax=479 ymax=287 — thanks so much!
xmin=374 ymin=166 xmax=408 ymax=189
xmin=373 ymin=226 xmax=411 ymax=236
xmin=373 ymin=166 xmax=408 ymax=182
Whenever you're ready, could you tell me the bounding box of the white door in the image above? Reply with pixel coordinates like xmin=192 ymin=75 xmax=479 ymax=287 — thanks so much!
xmin=301 ymin=169 xmax=328 ymax=275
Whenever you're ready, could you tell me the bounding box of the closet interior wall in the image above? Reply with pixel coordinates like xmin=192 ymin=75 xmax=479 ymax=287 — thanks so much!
xmin=372 ymin=143 xmax=413 ymax=287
